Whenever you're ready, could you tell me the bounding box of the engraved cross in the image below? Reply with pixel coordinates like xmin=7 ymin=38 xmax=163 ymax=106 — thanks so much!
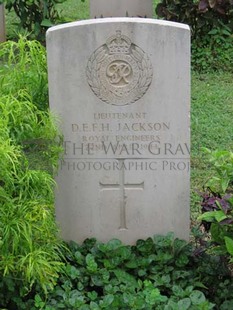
xmin=99 ymin=159 xmax=144 ymax=230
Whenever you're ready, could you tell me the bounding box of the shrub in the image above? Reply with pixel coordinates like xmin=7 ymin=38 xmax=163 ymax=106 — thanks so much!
xmin=191 ymin=23 xmax=233 ymax=72
xmin=0 ymin=36 xmax=48 ymax=110
xmin=0 ymin=93 xmax=64 ymax=297
xmin=0 ymin=0 xmax=66 ymax=41
xmin=32 ymin=234 xmax=233 ymax=309
xmin=156 ymin=0 xmax=233 ymax=39
xmin=0 ymin=37 xmax=64 ymax=308
xmin=156 ymin=0 xmax=233 ymax=72
xmin=198 ymin=149 xmax=233 ymax=261
xmin=1 ymin=233 xmax=232 ymax=308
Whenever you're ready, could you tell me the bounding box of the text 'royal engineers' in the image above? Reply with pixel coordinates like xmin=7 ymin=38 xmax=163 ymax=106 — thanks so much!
xmin=47 ymin=18 xmax=190 ymax=244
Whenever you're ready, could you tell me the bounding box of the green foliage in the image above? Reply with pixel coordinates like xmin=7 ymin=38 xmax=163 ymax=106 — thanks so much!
xmin=156 ymin=0 xmax=233 ymax=39
xmin=203 ymin=149 xmax=233 ymax=194
xmin=57 ymin=0 xmax=89 ymax=23
xmin=29 ymin=233 xmax=233 ymax=309
xmin=190 ymin=72 xmax=233 ymax=220
xmin=0 ymin=93 xmax=64 ymax=298
xmin=0 ymin=91 xmax=63 ymax=171
xmin=191 ymin=73 xmax=233 ymax=155
xmin=156 ymin=0 xmax=233 ymax=72
xmin=0 ymin=37 xmax=64 ymax=309
xmin=0 ymin=0 xmax=66 ymax=41
xmin=0 ymin=36 xmax=48 ymax=110
xmin=191 ymin=24 xmax=233 ymax=72
xmin=198 ymin=149 xmax=233 ymax=260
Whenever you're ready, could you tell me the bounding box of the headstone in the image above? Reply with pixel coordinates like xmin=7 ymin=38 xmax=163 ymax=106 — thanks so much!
xmin=47 ymin=18 xmax=190 ymax=244
xmin=90 ymin=0 xmax=153 ymax=18
xmin=0 ymin=5 xmax=6 ymax=43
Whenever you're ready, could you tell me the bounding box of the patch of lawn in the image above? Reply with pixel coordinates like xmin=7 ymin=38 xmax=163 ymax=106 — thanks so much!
xmin=58 ymin=0 xmax=90 ymax=22
xmin=190 ymin=72 xmax=233 ymax=220
xmin=192 ymin=72 xmax=233 ymax=154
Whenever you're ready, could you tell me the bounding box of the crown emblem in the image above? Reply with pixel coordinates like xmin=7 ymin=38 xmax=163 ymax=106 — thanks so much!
xmin=86 ymin=31 xmax=153 ymax=106
xmin=106 ymin=30 xmax=131 ymax=55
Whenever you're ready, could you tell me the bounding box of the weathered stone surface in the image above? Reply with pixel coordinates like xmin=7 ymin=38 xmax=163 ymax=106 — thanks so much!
xmin=0 ymin=5 xmax=6 ymax=43
xmin=47 ymin=18 xmax=190 ymax=244
xmin=90 ymin=0 xmax=153 ymax=18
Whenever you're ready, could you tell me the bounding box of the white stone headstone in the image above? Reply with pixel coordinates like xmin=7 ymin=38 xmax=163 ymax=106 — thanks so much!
xmin=47 ymin=18 xmax=190 ymax=244
xmin=0 ymin=5 xmax=6 ymax=43
xmin=90 ymin=0 xmax=153 ymax=18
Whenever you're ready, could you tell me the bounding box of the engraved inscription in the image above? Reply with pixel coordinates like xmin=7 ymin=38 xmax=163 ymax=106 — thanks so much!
xmin=107 ymin=61 xmax=132 ymax=85
xmin=100 ymin=159 xmax=144 ymax=229
xmin=86 ymin=30 xmax=153 ymax=106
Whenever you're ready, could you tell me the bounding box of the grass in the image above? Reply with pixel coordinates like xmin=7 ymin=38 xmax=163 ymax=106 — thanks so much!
xmin=191 ymin=72 xmax=233 ymax=220
xmin=58 ymin=0 xmax=90 ymax=22
xmin=192 ymin=72 xmax=233 ymax=153
xmin=3 ymin=0 xmax=233 ymax=223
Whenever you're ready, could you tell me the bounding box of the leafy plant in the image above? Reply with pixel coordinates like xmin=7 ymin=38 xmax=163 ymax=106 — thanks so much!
xmin=156 ymin=0 xmax=233 ymax=72
xmin=0 ymin=37 xmax=64 ymax=309
xmin=199 ymin=191 xmax=233 ymax=258
xmin=1 ymin=233 xmax=232 ymax=308
xmin=31 ymin=234 xmax=233 ymax=309
xmin=156 ymin=0 xmax=233 ymax=39
xmin=0 ymin=0 xmax=66 ymax=41
xmin=0 ymin=93 xmax=64 ymax=296
xmin=198 ymin=149 xmax=233 ymax=260
xmin=191 ymin=23 xmax=233 ymax=72
xmin=203 ymin=149 xmax=233 ymax=194
xmin=198 ymin=0 xmax=233 ymax=16
xmin=0 ymin=36 xmax=48 ymax=110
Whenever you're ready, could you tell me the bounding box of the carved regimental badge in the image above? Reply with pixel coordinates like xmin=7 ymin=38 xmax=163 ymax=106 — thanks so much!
xmin=86 ymin=31 xmax=153 ymax=106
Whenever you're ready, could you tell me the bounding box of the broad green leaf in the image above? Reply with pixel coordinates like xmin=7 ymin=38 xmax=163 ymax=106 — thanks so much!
xmin=210 ymin=223 xmax=222 ymax=243
xmin=228 ymin=196 xmax=233 ymax=206
xmin=177 ymin=298 xmax=191 ymax=310
xmin=221 ymin=178 xmax=229 ymax=192
xmin=190 ymin=290 xmax=206 ymax=305
xmin=175 ymin=253 xmax=189 ymax=267
xmin=113 ymin=269 xmax=139 ymax=288
xmin=125 ymin=257 xmax=138 ymax=269
xmin=87 ymin=291 xmax=98 ymax=301
xmin=220 ymin=300 xmax=233 ymax=310
xmin=101 ymin=294 xmax=114 ymax=308
xmin=69 ymin=265 xmax=80 ymax=280
xmin=86 ymin=254 xmax=98 ymax=273
xmin=224 ymin=236 xmax=233 ymax=256
xmin=208 ymin=29 xmax=218 ymax=35
xmin=145 ymin=287 xmax=163 ymax=305
xmin=198 ymin=211 xmax=216 ymax=222
xmin=75 ymin=251 xmax=85 ymax=265
xmin=164 ymin=300 xmax=179 ymax=310
xmin=106 ymin=239 xmax=122 ymax=250
xmin=90 ymin=302 xmax=100 ymax=310
xmin=214 ymin=210 xmax=228 ymax=222
xmin=115 ymin=246 xmax=131 ymax=260
xmin=91 ymin=275 xmax=103 ymax=287
xmin=172 ymin=285 xmax=184 ymax=297
xmin=198 ymin=210 xmax=227 ymax=222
